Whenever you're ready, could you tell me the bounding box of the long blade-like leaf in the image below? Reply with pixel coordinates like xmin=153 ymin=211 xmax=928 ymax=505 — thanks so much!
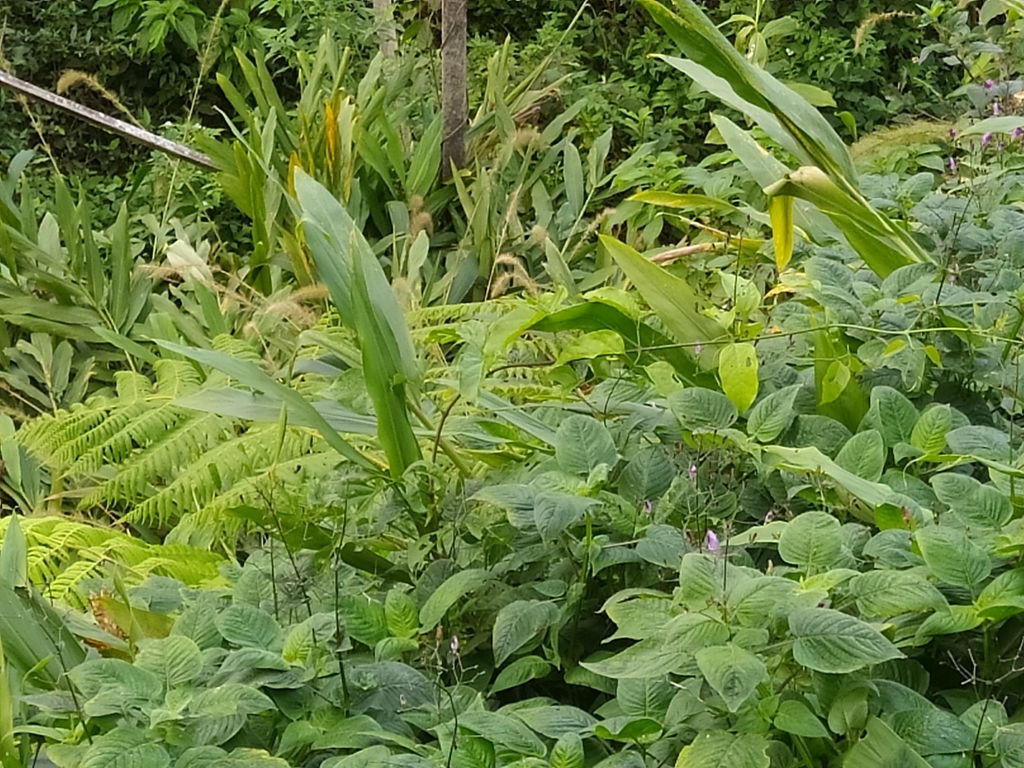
xmin=599 ymin=235 xmax=724 ymax=354
xmin=294 ymin=171 xmax=423 ymax=478
xmin=156 ymin=341 xmax=375 ymax=471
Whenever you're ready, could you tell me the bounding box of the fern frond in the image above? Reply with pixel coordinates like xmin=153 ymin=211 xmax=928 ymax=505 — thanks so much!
xmin=3 ymin=517 xmax=225 ymax=608
xmin=82 ymin=412 xmax=234 ymax=508
xmin=124 ymin=427 xmax=315 ymax=528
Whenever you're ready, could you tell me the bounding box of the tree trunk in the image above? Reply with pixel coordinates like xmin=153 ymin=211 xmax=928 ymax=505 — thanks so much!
xmin=373 ymin=0 xmax=397 ymax=58
xmin=441 ymin=0 xmax=467 ymax=179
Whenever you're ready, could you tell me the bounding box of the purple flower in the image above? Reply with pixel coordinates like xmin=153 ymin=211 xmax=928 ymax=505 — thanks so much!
xmin=705 ymin=529 xmax=720 ymax=552
xmin=994 ymin=101 xmax=1004 ymax=116
xmin=949 ymin=127 xmax=957 ymax=139
xmin=450 ymin=635 xmax=459 ymax=654
xmin=999 ymin=141 xmax=1006 ymax=151
xmin=949 ymin=157 xmax=958 ymax=173
xmin=1014 ymin=127 xmax=1024 ymax=140
xmin=947 ymin=273 xmax=956 ymax=284
xmin=764 ymin=510 xmax=775 ymax=523
xmin=689 ymin=464 xmax=698 ymax=480
xmin=983 ymin=133 xmax=993 ymax=147
xmin=985 ymin=79 xmax=996 ymax=91
xmin=643 ymin=500 xmax=653 ymax=517
xmin=693 ymin=343 xmax=703 ymax=355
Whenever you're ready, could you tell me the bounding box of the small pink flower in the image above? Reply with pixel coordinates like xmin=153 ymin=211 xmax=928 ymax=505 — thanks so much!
xmin=985 ymin=79 xmax=996 ymax=91
xmin=994 ymin=101 xmax=1003 ymax=116
xmin=705 ymin=530 xmax=720 ymax=552
xmin=1013 ymin=127 xmax=1024 ymax=139
xmin=982 ymin=133 xmax=993 ymax=147
xmin=643 ymin=500 xmax=653 ymax=517
xmin=689 ymin=464 xmax=698 ymax=480
xmin=450 ymin=635 xmax=459 ymax=653
xmin=949 ymin=128 xmax=957 ymax=139
xmin=694 ymin=343 xmax=703 ymax=355
xmin=764 ymin=510 xmax=775 ymax=523
xmin=949 ymin=157 xmax=957 ymax=173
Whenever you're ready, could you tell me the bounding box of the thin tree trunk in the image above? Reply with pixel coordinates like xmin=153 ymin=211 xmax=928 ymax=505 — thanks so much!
xmin=373 ymin=0 xmax=397 ymax=58
xmin=441 ymin=0 xmax=467 ymax=179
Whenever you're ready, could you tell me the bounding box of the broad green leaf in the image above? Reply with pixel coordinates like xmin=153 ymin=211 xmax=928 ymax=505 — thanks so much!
xmin=849 ymin=571 xmax=947 ymax=618
xmin=976 ymin=569 xmax=1024 ymax=620
xmin=617 ymin=677 xmax=674 ymax=720
xmin=774 ymin=700 xmax=828 ymax=738
xmin=549 ymin=733 xmax=584 ymax=768
xmin=915 ymin=526 xmax=991 ymax=590
xmin=931 ymin=473 xmax=1011 ymax=530
xmin=725 ymin=576 xmax=797 ymax=627
xmin=384 ymin=590 xmax=419 ymax=640
xmin=674 ymin=731 xmax=770 ymax=768
xmin=945 ymin=425 xmax=1010 ymax=461
xmin=582 ymin=614 xmax=728 ymax=679
xmin=135 ymin=636 xmax=203 ymax=689
xmin=914 ymin=605 xmax=982 ymax=643
xmin=491 ymin=656 xmax=552 ymax=695
xmin=215 ymin=604 xmax=282 ymax=649
xmin=789 ymin=608 xmax=902 ymax=673
xmin=493 ymin=601 xmax=559 ymax=666
xmin=694 ymin=644 xmax=767 ymax=713
xmin=533 ymin=492 xmax=597 ymax=542
xmin=600 ymin=235 xmax=724 ymax=351
xmin=669 ymin=387 xmax=738 ymax=432
xmin=844 ymin=718 xmax=931 ymax=768
xmin=619 ymin=446 xmax=675 ymax=504
xmin=827 ymin=684 xmax=870 ymax=737
xmin=215 ymin=749 xmax=291 ymax=768
xmin=554 ymin=415 xmax=618 ymax=475
xmin=554 ymin=330 xmax=625 ymax=366
xmin=862 ymin=386 xmax=918 ymax=448
xmin=910 ymin=404 xmax=951 ymax=455
xmin=834 ymin=429 xmax=885 ymax=482
xmin=458 ymin=710 xmax=547 ymax=757
xmin=746 ymin=385 xmax=800 ymax=443
xmin=777 ymin=512 xmax=843 ymax=571
xmin=419 ymin=569 xmax=491 ymax=632
xmin=80 ymin=728 xmax=170 ymax=768
xmin=719 ymin=342 xmax=759 ymax=412
xmin=510 ymin=706 xmax=597 ymax=739
xmin=769 ymin=195 xmax=794 ymax=271
xmin=887 ymin=708 xmax=974 ymax=755
xmin=337 ymin=596 xmax=389 ymax=648
xmin=171 ymin=599 xmax=221 ymax=650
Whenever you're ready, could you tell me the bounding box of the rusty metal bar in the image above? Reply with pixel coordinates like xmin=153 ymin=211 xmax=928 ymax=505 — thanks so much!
xmin=0 ymin=71 xmax=218 ymax=172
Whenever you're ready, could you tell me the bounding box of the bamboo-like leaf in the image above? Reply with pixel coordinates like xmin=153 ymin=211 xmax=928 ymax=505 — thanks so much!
xmin=294 ymin=171 xmax=422 ymax=477
xmin=600 ymin=235 xmax=724 ymax=353
xmin=765 ymin=167 xmax=927 ymax=277
xmin=637 ymin=0 xmax=854 ymax=179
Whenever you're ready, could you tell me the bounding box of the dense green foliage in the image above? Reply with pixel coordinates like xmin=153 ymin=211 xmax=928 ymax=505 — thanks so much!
xmin=5 ymin=0 xmax=1024 ymax=767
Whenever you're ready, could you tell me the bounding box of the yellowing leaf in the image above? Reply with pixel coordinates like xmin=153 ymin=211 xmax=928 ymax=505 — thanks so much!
xmin=768 ymin=195 xmax=794 ymax=272
xmin=719 ymin=342 xmax=759 ymax=412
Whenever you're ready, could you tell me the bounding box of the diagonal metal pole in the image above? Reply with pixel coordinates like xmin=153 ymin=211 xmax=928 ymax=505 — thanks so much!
xmin=0 ymin=71 xmax=217 ymax=171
